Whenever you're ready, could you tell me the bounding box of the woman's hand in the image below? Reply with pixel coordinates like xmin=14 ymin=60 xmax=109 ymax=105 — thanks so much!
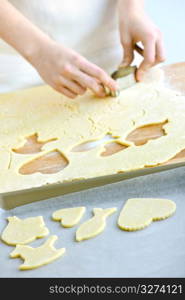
xmin=0 ymin=0 xmax=117 ymax=99
xmin=118 ymin=0 xmax=166 ymax=81
xmin=31 ymin=40 xmax=117 ymax=99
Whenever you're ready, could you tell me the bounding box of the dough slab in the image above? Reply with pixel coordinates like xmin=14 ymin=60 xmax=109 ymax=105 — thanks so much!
xmin=1 ymin=67 xmax=185 ymax=192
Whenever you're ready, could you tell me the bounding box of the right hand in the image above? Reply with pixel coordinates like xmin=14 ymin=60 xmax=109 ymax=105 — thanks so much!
xmin=31 ymin=40 xmax=117 ymax=99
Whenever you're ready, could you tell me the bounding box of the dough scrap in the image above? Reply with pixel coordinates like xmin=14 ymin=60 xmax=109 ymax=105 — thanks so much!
xmin=76 ymin=207 xmax=117 ymax=241
xmin=118 ymin=198 xmax=176 ymax=231
xmin=10 ymin=235 xmax=65 ymax=270
xmin=52 ymin=206 xmax=86 ymax=228
xmin=1 ymin=67 xmax=185 ymax=192
xmin=1 ymin=216 xmax=49 ymax=245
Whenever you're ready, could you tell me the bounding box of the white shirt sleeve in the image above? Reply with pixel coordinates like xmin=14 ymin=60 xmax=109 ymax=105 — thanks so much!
xmin=0 ymin=0 xmax=122 ymax=92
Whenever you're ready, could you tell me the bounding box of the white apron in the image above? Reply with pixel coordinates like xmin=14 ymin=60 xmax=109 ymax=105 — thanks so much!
xmin=0 ymin=0 xmax=122 ymax=92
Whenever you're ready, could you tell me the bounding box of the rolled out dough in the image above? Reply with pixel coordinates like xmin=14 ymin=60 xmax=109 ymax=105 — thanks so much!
xmin=118 ymin=198 xmax=176 ymax=231
xmin=1 ymin=216 xmax=49 ymax=245
xmin=52 ymin=206 xmax=86 ymax=227
xmin=10 ymin=235 xmax=65 ymax=270
xmin=1 ymin=67 xmax=185 ymax=192
xmin=76 ymin=207 xmax=117 ymax=242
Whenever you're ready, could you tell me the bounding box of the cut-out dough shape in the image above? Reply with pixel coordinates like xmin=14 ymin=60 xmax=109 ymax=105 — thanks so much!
xmin=118 ymin=198 xmax=176 ymax=231
xmin=126 ymin=121 xmax=168 ymax=146
xmin=71 ymin=134 xmax=114 ymax=152
xmin=101 ymin=142 xmax=128 ymax=157
xmin=76 ymin=207 xmax=117 ymax=242
xmin=19 ymin=150 xmax=69 ymax=175
xmin=52 ymin=206 xmax=86 ymax=228
xmin=1 ymin=216 xmax=49 ymax=245
xmin=10 ymin=235 xmax=65 ymax=270
xmin=13 ymin=134 xmax=57 ymax=154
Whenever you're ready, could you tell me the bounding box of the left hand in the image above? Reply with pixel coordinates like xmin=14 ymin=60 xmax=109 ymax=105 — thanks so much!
xmin=119 ymin=9 xmax=166 ymax=81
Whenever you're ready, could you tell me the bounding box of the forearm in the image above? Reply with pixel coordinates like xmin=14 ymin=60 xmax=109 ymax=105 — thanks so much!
xmin=0 ymin=0 xmax=52 ymax=64
xmin=0 ymin=1 xmax=117 ymax=97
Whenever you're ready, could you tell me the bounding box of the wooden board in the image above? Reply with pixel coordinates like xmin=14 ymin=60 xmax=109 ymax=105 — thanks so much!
xmin=16 ymin=62 xmax=185 ymax=174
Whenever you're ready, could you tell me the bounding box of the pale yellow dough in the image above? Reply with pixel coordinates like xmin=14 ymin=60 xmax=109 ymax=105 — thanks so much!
xmin=1 ymin=216 xmax=49 ymax=245
xmin=1 ymin=67 xmax=185 ymax=192
xmin=10 ymin=235 xmax=65 ymax=270
xmin=76 ymin=207 xmax=117 ymax=241
xmin=118 ymin=198 xmax=176 ymax=231
xmin=52 ymin=206 xmax=86 ymax=227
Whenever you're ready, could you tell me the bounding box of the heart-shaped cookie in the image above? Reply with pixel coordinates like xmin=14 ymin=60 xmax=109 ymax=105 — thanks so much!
xmin=118 ymin=198 xmax=176 ymax=231
xmin=52 ymin=207 xmax=86 ymax=228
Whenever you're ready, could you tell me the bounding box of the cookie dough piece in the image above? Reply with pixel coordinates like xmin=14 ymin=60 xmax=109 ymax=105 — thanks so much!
xmin=76 ymin=207 xmax=117 ymax=242
xmin=10 ymin=235 xmax=65 ymax=270
xmin=52 ymin=206 xmax=86 ymax=228
xmin=1 ymin=216 xmax=49 ymax=245
xmin=118 ymin=198 xmax=176 ymax=231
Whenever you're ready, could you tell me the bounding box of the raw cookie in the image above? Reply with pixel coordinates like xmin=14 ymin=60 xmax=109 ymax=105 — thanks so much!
xmin=1 ymin=216 xmax=49 ymax=245
xmin=76 ymin=207 xmax=117 ymax=242
xmin=52 ymin=206 xmax=86 ymax=228
xmin=10 ymin=235 xmax=65 ymax=270
xmin=118 ymin=198 xmax=176 ymax=231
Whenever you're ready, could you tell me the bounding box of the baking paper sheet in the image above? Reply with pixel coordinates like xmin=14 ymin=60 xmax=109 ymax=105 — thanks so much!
xmin=0 ymin=166 xmax=185 ymax=277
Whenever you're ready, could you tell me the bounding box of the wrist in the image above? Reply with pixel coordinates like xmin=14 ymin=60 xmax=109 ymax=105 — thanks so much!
xmin=118 ymin=0 xmax=145 ymax=16
xmin=22 ymin=33 xmax=54 ymax=66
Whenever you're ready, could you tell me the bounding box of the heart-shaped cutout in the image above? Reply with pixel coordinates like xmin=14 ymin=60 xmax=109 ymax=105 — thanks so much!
xmin=118 ymin=198 xmax=176 ymax=231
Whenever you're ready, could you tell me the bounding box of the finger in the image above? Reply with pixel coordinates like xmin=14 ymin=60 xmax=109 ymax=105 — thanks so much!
xmin=72 ymin=69 xmax=107 ymax=97
xmin=54 ymin=85 xmax=78 ymax=99
xmin=120 ymin=40 xmax=134 ymax=67
xmin=136 ymin=37 xmax=156 ymax=81
xmin=60 ymin=77 xmax=86 ymax=95
xmin=156 ymin=39 xmax=166 ymax=64
xmin=79 ymin=60 xmax=118 ymax=91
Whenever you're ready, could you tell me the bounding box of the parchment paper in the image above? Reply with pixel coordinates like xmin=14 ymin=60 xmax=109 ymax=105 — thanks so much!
xmin=0 ymin=166 xmax=185 ymax=278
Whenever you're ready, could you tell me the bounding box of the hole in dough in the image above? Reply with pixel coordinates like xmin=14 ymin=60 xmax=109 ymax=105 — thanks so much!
xmin=163 ymin=148 xmax=185 ymax=165
xmin=126 ymin=120 xmax=168 ymax=146
xmin=101 ymin=142 xmax=128 ymax=157
xmin=71 ymin=134 xmax=116 ymax=152
xmin=19 ymin=150 xmax=69 ymax=175
xmin=13 ymin=133 xmax=57 ymax=154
